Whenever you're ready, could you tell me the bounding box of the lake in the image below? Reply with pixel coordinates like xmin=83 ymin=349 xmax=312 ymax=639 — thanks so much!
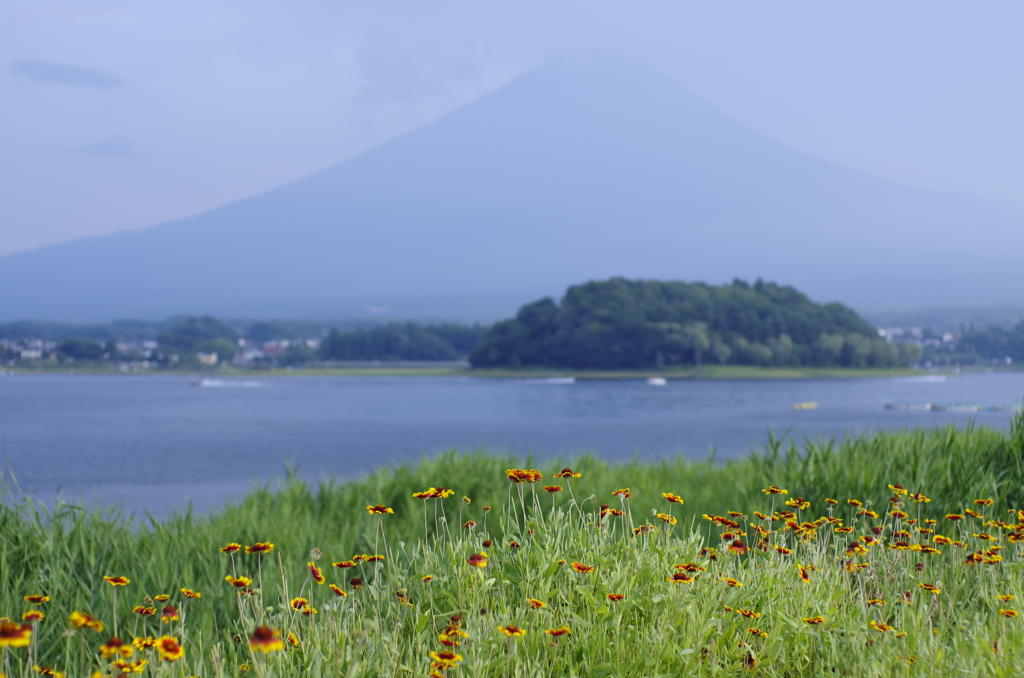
xmin=2 ymin=371 xmax=1022 ymax=515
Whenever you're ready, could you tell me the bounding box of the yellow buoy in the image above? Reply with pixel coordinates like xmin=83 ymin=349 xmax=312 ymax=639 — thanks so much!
xmin=793 ymin=402 xmax=818 ymax=410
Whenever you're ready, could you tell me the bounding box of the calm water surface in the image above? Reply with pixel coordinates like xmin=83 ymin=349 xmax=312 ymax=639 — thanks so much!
xmin=2 ymin=372 xmax=1022 ymax=514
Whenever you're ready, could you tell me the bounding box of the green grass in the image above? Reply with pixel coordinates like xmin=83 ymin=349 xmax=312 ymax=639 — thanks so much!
xmin=3 ymin=416 xmax=1024 ymax=676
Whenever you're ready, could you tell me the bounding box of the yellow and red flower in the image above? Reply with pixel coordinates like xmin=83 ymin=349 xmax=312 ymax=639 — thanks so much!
xmin=332 ymin=560 xmax=356 ymax=569
xmin=68 ymin=611 xmax=104 ymax=632
xmin=917 ymin=583 xmax=941 ymax=595
xmin=721 ymin=577 xmax=744 ymax=588
xmin=245 ymin=542 xmax=274 ymax=555
xmin=23 ymin=595 xmax=49 ymax=605
xmin=498 ymin=625 xmax=526 ymax=637
xmin=290 ymin=597 xmax=308 ymax=611
xmin=870 ymin=621 xmax=894 ymax=632
xmin=225 ymin=575 xmax=252 ymax=589
xmin=657 ymin=513 xmax=678 ymax=525
xmin=153 ymin=595 xmax=169 ymax=603
xmin=329 ymin=584 xmax=347 ymax=598
xmin=797 ymin=563 xmax=810 ymax=584
xmin=762 ymin=486 xmax=788 ymax=495
xmin=308 ymin=562 xmax=325 ymax=585
xmin=133 ymin=606 xmax=156 ymax=616
xmin=288 ymin=632 xmax=300 ymax=646
xmin=544 ymin=485 xmax=563 ymax=493
xmin=554 ymin=468 xmax=581 ymax=479
xmin=179 ymin=588 xmax=201 ymax=599
xmin=607 ymin=593 xmax=625 ymax=602
xmin=999 ymin=609 xmax=1019 ymax=618
xmin=803 ymin=616 xmax=826 ymax=625
xmin=220 ymin=543 xmax=242 ymax=553
xmin=249 ymin=626 xmax=284 ymax=653
xmin=570 ymin=562 xmax=594 ymax=574
xmin=527 ymin=598 xmax=546 ymax=609
xmin=0 ymin=620 xmax=32 ymax=648
xmin=612 ymin=488 xmax=631 ymax=499
xmin=429 ymin=650 xmax=464 ymax=668
xmin=366 ymin=504 xmax=394 ymax=515
xmin=103 ymin=576 xmax=130 ymax=587
xmin=160 ymin=605 xmax=179 ymax=623
xmin=662 ymin=492 xmax=684 ymax=505
xmin=668 ymin=573 xmax=695 ymax=584
xmin=544 ymin=626 xmax=571 ymax=637
xmin=468 ymin=553 xmax=488 ymax=568
xmin=100 ymin=636 xmax=134 ymax=659
xmin=155 ymin=636 xmax=183 ymax=662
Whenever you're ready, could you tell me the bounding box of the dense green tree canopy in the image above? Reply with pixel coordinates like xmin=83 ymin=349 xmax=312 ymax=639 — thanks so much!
xmin=470 ymin=278 xmax=899 ymax=369
xmin=320 ymin=323 xmax=488 ymax=361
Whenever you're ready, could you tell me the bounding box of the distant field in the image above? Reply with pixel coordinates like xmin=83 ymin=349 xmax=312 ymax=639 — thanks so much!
xmin=4 ymin=417 xmax=1024 ymax=676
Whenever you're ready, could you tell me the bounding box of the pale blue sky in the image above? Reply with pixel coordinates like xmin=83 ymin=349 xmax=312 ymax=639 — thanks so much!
xmin=2 ymin=0 xmax=1022 ymax=257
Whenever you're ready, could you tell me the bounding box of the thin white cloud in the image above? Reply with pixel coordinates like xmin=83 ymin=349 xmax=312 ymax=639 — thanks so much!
xmin=10 ymin=59 xmax=125 ymax=88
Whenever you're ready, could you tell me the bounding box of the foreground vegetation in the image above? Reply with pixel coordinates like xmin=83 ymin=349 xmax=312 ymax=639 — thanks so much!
xmin=3 ymin=416 xmax=1024 ymax=676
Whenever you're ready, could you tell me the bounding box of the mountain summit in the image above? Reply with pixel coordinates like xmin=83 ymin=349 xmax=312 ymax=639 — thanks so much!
xmin=3 ymin=55 xmax=1022 ymax=321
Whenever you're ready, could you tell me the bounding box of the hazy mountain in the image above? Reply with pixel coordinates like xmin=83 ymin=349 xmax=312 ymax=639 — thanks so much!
xmin=3 ymin=55 xmax=1022 ymax=322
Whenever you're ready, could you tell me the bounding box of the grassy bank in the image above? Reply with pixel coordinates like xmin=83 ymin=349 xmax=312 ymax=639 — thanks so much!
xmin=3 ymin=417 xmax=1024 ymax=676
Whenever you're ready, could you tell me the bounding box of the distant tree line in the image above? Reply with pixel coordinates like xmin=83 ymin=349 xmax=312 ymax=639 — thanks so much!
xmin=924 ymin=321 xmax=1024 ymax=365
xmin=470 ymin=278 xmax=921 ymax=369
xmin=319 ymin=324 xmax=488 ymax=362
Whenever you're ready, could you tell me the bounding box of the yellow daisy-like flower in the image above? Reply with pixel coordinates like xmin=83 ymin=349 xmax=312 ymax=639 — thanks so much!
xmin=429 ymin=651 xmax=464 ymax=668
xmin=103 ymin=576 xmax=130 ymax=587
xmin=999 ymin=609 xmax=1019 ymax=618
xmin=527 ymin=598 xmax=546 ymax=609
xmin=803 ymin=616 xmax=826 ymax=625
xmin=498 ymin=625 xmax=526 ymax=637
xmin=544 ymin=626 xmax=571 ymax=637
xmin=249 ymin=627 xmax=284 ymax=653
xmin=0 ymin=620 xmax=32 ymax=648
xmin=155 ymin=636 xmax=184 ymax=662
xmin=366 ymin=504 xmax=394 ymax=515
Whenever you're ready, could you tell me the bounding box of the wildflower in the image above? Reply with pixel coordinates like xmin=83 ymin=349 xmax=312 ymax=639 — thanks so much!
xmin=736 ymin=609 xmax=761 ymax=619
xmin=917 ymin=583 xmax=941 ymax=594
xmin=463 ymin=520 xmax=476 ymax=530
xmin=100 ymin=637 xmax=134 ymax=659
xmin=657 ymin=513 xmax=678 ymax=525
xmin=571 ymin=562 xmax=594 ymax=574
xmin=364 ymin=554 xmax=385 ymax=562
xmin=966 ymin=509 xmax=984 ymax=519
xmin=835 ymin=526 xmax=854 ymax=534
xmin=412 ymin=489 xmax=435 ymax=499
xmin=889 ymin=510 xmax=908 ymax=519
xmin=870 ymin=621 xmax=894 ymax=632
xmin=508 ymin=540 xmax=521 ymax=549
xmin=133 ymin=636 xmax=157 ymax=649
xmin=328 ymin=584 xmax=347 ymax=598
xmin=785 ymin=498 xmax=811 ymax=510
xmin=675 ymin=563 xmax=707 ymax=572
xmin=662 ymin=492 xmax=684 ymax=505
xmin=308 ymin=562 xmax=325 ymax=585
xmin=366 ymin=504 xmax=394 ymax=515
xmin=333 ymin=560 xmax=356 ymax=569
xmin=554 ymin=468 xmax=581 ymax=478
xmin=396 ymin=591 xmax=413 ymax=607
xmin=946 ymin=513 xmax=964 ymax=521
xmin=607 ymin=593 xmax=625 ymax=601
xmin=612 ymin=488 xmax=631 ymax=498
xmin=483 ymin=506 xmax=492 ymax=512
xmin=31 ymin=667 xmax=63 ymax=677
xmin=245 ymin=542 xmax=274 ymax=554
xmin=23 ymin=595 xmax=49 ymax=605
xmin=975 ymin=498 xmax=994 ymax=506
xmin=527 ymin=598 xmax=546 ymax=609
xmin=133 ymin=606 xmax=156 ymax=616
xmin=0 ymin=621 xmax=32 ymax=648
xmin=220 ymin=543 xmax=241 ymax=553
xmin=797 ymin=564 xmax=810 ymax=584
xmin=847 ymin=499 xmax=862 ymax=507
xmin=155 ymin=636 xmax=183 ymax=661
xmin=748 ymin=628 xmax=768 ymax=638
xmin=721 ymin=577 xmax=744 ymax=588
xmin=545 ymin=626 xmax=571 ymax=637
xmin=997 ymin=594 xmax=1016 ymax=602
xmin=498 ymin=625 xmax=526 ymax=637
xmin=104 ymin=576 xmax=130 ymax=587
xmin=153 ymin=595 xmax=170 ymax=603
xmin=999 ymin=609 xmax=1019 ymax=618
xmin=933 ymin=535 xmax=953 ymax=545
xmin=467 ymin=553 xmax=488 ymax=568
xmin=429 ymin=651 xmax=464 ymax=668
xmin=350 ymin=578 xmax=363 ymax=590
xmin=21 ymin=610 xmax=44 ymax=623
xmin=774 ymin=546 xmax=793 ymax=555
xmin=544 ymin=485 xmax=563 ymax=493
xmin=112 ymin=658 xmax=147 ymax=673
xmin=69 ymin=611 xmax=104 ymax=632
xmin=463 ymin=496 xmax=471 ymax=504
xmin=435 ymin=487 xmax=456 ymax=498
xmin=225 ymin=575 xmax=252 ymax=589
xmin=762 ymin=486 xmax=787 ymax=495
xmin=249 ymin=626 xmax=284 ymax=652
xmin=803 ymin=616 xmax=826 ymax=625
xmin=290 ymin=597 xmax=308 ymax=611
xmin=867 ymin=599 xmax=885 ymax=606
xmin=483 ymin=539 xmax=493 ymax=547
xmin=160 ymin=606 xmax=179 ymax=623
xmin=668 ymin=573 xmax=695 ymax=584
xmin=301 ymin=607 xmax=318 ymax=616
xmin=179 ymin=588 xmax=201 ymax=599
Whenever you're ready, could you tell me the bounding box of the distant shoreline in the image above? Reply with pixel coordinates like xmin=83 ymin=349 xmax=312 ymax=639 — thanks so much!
xmin=5 ymin=364 xmax=1017 ymax=379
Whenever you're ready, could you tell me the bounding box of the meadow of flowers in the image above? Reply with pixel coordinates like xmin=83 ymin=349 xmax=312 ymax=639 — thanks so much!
xmin=3 ymin=417 xmax=1024 ymax=677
